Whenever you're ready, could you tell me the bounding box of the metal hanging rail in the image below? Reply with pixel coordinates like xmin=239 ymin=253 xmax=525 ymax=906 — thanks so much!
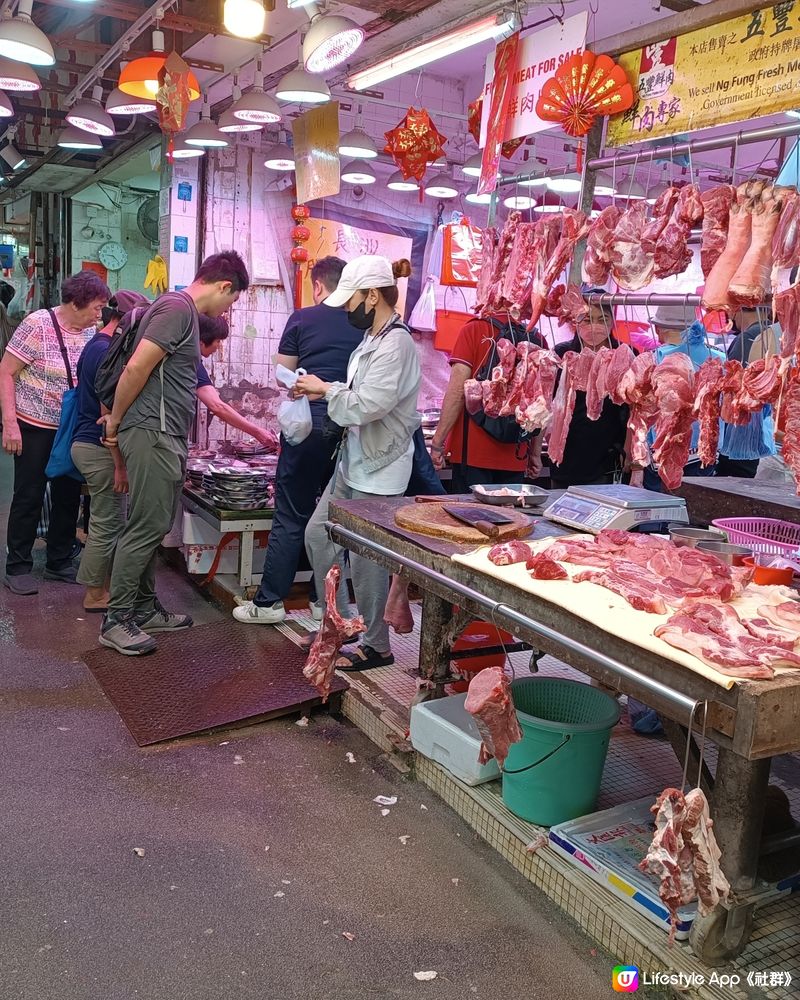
xmin=327 ymin=521 xmax=702 ymax=725
xmin=587 ymin=120 xmax=800 ymax=172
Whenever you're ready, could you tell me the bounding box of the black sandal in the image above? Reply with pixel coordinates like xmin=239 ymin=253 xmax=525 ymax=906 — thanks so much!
xmin=336 ymin=645 xmax=395 ymax=672
xmin=300 ymin=630 xmax=358 ymax=650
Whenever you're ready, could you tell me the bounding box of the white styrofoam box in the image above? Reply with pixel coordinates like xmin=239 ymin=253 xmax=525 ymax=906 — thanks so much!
xmin=410 ymin=693 xmax=501 ymax=786
xmin=183 ymin=540 xmax=240 ymax=576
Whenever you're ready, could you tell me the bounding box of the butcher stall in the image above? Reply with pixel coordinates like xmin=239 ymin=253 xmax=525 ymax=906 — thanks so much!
xmin=326 ymin=495 xmax=800 ymax=969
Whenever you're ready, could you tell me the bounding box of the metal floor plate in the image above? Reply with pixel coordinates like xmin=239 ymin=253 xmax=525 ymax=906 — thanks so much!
xmin=84 ymin=622 xmax=347 ymax=746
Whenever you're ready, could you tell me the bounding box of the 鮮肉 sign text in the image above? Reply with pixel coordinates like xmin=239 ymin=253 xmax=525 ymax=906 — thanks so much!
xmin=607 ymin=3 xmax=800 ymax=146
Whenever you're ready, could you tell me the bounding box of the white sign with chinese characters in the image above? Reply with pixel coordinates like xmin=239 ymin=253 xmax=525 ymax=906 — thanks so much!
xmin=480 ymin=12 xmax=588 ymax=145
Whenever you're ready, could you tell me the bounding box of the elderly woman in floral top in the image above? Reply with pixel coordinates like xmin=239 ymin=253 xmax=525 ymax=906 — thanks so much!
xmin=0 ymin=270 xmax=109 ymax=595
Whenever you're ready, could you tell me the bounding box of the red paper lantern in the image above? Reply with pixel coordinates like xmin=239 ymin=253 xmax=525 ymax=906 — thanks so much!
xmin=384 ymin=107 xmax=447 ymax=183
xmin=291 ymin=204 xmax=310 ymax=222
xmin=291 ymin=225 xmax=310 ymax=244
xmin=291 ymin=246 xmax=309 ymax=264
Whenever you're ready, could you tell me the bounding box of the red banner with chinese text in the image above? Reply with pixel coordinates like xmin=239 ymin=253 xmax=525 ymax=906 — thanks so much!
xmin=478 ymin=33 xmax=520 ymax=196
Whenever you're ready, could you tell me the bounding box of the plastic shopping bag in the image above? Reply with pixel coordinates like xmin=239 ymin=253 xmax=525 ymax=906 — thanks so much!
xmin=408 ymin=275 xmax=437 ymax=332
xmin=276 ymin=365 xmax=312 ymax=445
xmin=441 ymin=218 xmax=482 ymax=287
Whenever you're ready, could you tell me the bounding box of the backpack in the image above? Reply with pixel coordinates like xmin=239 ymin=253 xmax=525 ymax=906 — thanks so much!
xmin=467 ymin=318 xmax=540 ymax=445
xmin=94 ymin=305 xmax=148 ymax=411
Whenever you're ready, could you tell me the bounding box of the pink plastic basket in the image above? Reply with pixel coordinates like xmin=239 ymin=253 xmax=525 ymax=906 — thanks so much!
xmin=711 ymin=517 xmax=800 ymax=556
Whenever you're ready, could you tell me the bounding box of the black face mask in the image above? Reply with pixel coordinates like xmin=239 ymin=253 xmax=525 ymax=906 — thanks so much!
xmin=348 ymin=299 xmax=375 ymax=331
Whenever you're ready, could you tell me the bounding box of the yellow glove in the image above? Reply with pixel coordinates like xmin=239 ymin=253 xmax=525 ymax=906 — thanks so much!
xmin=144 ymin=255 xmax=168 ymax=294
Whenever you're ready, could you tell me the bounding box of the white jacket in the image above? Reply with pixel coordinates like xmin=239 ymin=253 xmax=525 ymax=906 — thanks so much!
xmin=325 ymin=318 xmax=421 ymax=474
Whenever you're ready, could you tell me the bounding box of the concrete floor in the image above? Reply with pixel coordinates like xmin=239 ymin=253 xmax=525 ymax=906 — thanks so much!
xmin=0 ymin=453 xmax=619 ymax=1000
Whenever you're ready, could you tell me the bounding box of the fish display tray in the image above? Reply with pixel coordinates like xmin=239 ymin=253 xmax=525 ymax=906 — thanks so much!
xmin=548 ymin=796 xmax=697 ymax=940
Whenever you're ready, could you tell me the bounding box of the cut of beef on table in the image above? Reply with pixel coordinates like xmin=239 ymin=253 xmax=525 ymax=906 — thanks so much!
xmin=526 ymin=552 xmax=568 ymax=580
xmin=488 ymin=540 xmax=533 ymax=566
xmin=303 ymin=566 xmax=365 ymax=702
xmin=464 ymin=666 xmax=523 ymax=767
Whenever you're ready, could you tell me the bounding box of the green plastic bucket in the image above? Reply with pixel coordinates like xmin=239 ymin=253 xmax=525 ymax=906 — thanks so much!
xmin=501 ymin=678 xmax=621 ymax=826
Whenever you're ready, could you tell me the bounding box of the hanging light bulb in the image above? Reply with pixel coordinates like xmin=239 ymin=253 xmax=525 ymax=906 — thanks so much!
xmin=341 ymin=159 xmax=376 ymax=185
xmin=0 ymin=56 xmax=40 ymax=91
xmin=387 ymin=170 xmax=419 ymax=192
xmin=424 ymin=169 xmax=458 ymax=198
xmin=231 ymin=60 xmax=281 ymax=124
xmin=339 ymin=109 xmax=377 ymax=159
xmin=275 ymin=64 xmax=331 ymax=104
xmin=0 ymin=0 xmax=54 ymax=66
xmin=171 ymin=141 xmax=205 ymax=159
xmin=106 ymin=87 xmax=156 ymax=116
xmin=303 ymin=7 xmax=364 ymax=73
xmin=264 ymin=134 xmax=295 ymax=171
xmin=547 ymin=171 xmax=582 ymax=193
xmin=534 ymin=192 xmax=564 ymax=214
xmin=519 ymin=174 xmax=549 ymax=189
xmin=220 ymin=75 xmax=260 ymax=132
xmin=619 ymin=176 xmax=647 ymax=199
xmin=57 ymin=126 xmax=101 ymax=151
xmin=184 ymin=99 xmax=228 ymax=147
xmin=223 ymin=0 xmax=266 ymax=39
xmin=503 ymin=194 xmax=535 ymax=210
xmin=119 ymin=28 xmax=200 ymax=100
xmin=67 ymin=84 xmax=115 ymax=137
xmin=465 ymin=190 xmax=492 ymax=205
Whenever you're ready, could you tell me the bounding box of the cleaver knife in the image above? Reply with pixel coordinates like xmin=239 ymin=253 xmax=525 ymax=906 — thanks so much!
xmin=443 ymin=504 xmax=514 ymax=539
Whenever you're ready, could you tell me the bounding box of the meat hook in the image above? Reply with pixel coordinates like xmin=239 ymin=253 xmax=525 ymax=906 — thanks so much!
xmin=548 ymin=0 xmax=565 ymax=25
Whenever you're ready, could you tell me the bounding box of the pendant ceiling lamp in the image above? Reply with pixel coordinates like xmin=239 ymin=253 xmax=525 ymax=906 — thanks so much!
xmin=57 ymin=126 xmax=101 ymax=151
xmin=219 ymin=75 xmax=260 ymax=132
xmin=547 ymin=171 xmax=582 ymax=193
xmin=67 ymin=84 xmax=115 ymax=137
xmin=519 ymin=173 xmax=549 ymax=188
xmin=183 ymin=99 xmax=228 ymax=147
xmin=223 ymin=0 xmax=266 ymax=39
xmin=264 ymin=136 xmax=295 ymax=171
xmin=231 ymin=59 xmax=281 ymax=123
xmin=171 ymin=141 xmax=204 ymax=159
xmin=534 ymin=191 xmax=564 ymax=214
xmin=619 ymin=176 xmax=646 ymax=199
xmin=303 ymin=6 xmax=364 ymax=74
xmin=106 ymin=87 xmax=156 ymax=116
xmin=424 ymin=169 xmax=458 ymax=198
xmin=338 ymin=116 xmax=377 ymax=159
xmin=594 ymin=171 xmax=617 ymax=196
xmin=0 ymin=56 xmax=40 ymax=91
xmin=465 ymin=190 xmax=492 ymax=205
xmin=0 ymin=0 xmax=54 ymax=66
xmin=341 ymin=159 xmax=376 ymax=185
xmin=275 ymin=65 xmax=330 ymax=104
xmin=503 ymin=193 xmax=535 ymax=210
xmin=461 ymin=152 xmax=482 ymax=178
xmin=119 ymin=29 xmax=200 ymax=101
xmin=387 ymin=170 xmax=418 ymax=192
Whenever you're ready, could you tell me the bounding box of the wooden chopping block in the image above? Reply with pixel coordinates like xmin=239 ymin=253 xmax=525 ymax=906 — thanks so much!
xmin=394 ymin=503 xmax=533 ymax=543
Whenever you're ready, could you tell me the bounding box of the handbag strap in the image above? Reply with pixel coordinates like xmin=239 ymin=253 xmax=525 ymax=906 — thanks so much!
xmin=47 ymin=308 xmax=75 ymax=390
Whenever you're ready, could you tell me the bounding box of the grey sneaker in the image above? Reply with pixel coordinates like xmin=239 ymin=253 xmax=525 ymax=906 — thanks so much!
xmin=135 ymin=599 xmax=193 ymax=632
xmin=233 ymin=600 xmax=286 ymax=624
xmin=4 ymin=573 xmax=39 ymax=595
xmin=99 ymin=615 xmax=157 ymax=656
xmin=310 ymin=601 xmax=324 ymax=622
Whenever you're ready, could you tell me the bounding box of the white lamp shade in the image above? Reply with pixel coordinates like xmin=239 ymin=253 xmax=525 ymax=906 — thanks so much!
xmin=231 ymin=89 xmax=281 ymax=124
xmin=519 ymin=174 xmax=549 ymax=188
xmin=184 ymin=119 xmax=229 ymax=148
xmin=503 ymin=194 xmax=535 ymax=210
xmin=218 ymin=107 xmax=262 ymax=132
xmin=57 ymin=126 xmax=101 ymax=150
xmin=620 ymin=176 xmax=646 ymax=199
xmin=547 ymin=171 xmax=582 ymax=193
xmin=303 ymin=13 xmax=364 ymax=73
xmin=461 ymin=152 xmax=482 ymax=177
xmin=264 ymin=142 xmax=295 ymax=171
xmin=424 ymin=171 xmax=458 ymax=198
xmin=67 ymin=90 xmax=115 ymax=137
xmin=223 ymin=0 xmax=266 ymax=39
xmin=171 ymin=143 xmax=205 ymax=159
xmin=0 ymin=56 xmax=40 ymax=91
xmin=465 ymin=190 xmax=492 ymax=205
xmin=534 ymin=192 xmax=564 ymax=213
xmin=594 ymin=171 xmax=617 ymax=197
xmin=274 ymin=67 xmax=330 ymax=104
xmin=106 ymin=87 xmax=156 ymax=115
xmin=341 ymin=159 xmax=376 ymax=184
xmin=387 ymin=170 xmax=418 ymax=192
xmin=0 ymin=0 xmax=55 ymax=66
xmin=338 ymin=126 xmax=377 ymax=159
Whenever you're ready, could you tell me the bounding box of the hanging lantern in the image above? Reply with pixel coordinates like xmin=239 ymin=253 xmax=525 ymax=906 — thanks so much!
xmin=291 ymin=246 xmax=309 ymax=264
xmin=157 ymin=51 xmax=198 ymax=155
xmin=384 ymin=107 xmax=447 ymax=184
xmin=467 ymin=95 xmax=524 ymax=159
xmin=535 ymin=51 xmax=634 ymax=138
xmin=291 ymin=224 xmax=310 ymax=244
xmin=291 ymin=204 xmax=310 ymax=222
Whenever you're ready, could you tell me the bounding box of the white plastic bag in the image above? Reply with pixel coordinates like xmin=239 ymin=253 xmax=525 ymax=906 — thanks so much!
xmin=276 ymin=365 xmax=312 ymax=445
xmin=408 ymin=275 xmax=437 ymax=332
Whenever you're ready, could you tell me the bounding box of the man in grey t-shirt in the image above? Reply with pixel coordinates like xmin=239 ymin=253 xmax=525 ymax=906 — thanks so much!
xmin=99 ymin=251 xmax=250 ymax=656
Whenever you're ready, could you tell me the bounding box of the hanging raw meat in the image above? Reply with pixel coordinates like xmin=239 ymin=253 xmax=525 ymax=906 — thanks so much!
xmin=499 ymin=341 xmax=537 ymax=417
xmin=653 ymin=184 xmax=704 ymax=280
xmin=773 ymin=187 xmax=800 ymax=269
xmin=585 ymin=346 xmax=615 ymax=421
xmin=516 ymin=348 xmax=561 ymax=432
xmin=303 ymin=566 xmax=365 ymax=702
xmin=700 ymin=185 xmax=736 ymax=278
xmin=475 ymin=226 xmax=499 ymax=313
xmin=618 ymin=352 xmax=659 ymax=467
xmin=782 ymin=365 xmax=800 ymax=492
xmin=651 ymin=354 xmax=696 ymax=489
xmin=728 ymin=184 xmax=785 ymax=307
xmin=775 ymin=283 xmax=800 ymax=358
xmin=610 ymin=201 xmax=654 ymax=290
xmin=464 ymin=379 xmax=484 ymax=415
xmin=501 ymin=222 xmax=539 ymax=316
xmin=702 ymin=180 xmax=766 ymax=310
xmin=692 ymin=357 xmax=725 ymax=468
xmin=482 ymin=366 xmax=508 ymax=418
xmin=583 ymin=205 xmax=622 ymax=285
xmin=641 ymin=186 xmax=680 ymax=255
xmin=547 ymin=351 xmax=595 ymax=465
xmin=719 ymin=360 xmax=749 ymax=426
xmin=529 ymin=209 xmax=590 ymax=331
xmin=557 ymin=283 xmax=588 ymax=325
xmin=464 ymin=666 xmax=523 ymax=767
xmin=485 ymin=210 xmax=521 ymax=313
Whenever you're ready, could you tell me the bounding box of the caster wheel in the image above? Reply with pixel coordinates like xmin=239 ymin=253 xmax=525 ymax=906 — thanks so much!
xmin=689 ymin=902 xmax=755 ymax=966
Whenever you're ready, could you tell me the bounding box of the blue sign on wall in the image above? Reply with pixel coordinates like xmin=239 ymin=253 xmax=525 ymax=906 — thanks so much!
xmin=177 ymin=182 xmax=192 ymax=202
xmin=173 ymin=236 xmax=189 ymax=254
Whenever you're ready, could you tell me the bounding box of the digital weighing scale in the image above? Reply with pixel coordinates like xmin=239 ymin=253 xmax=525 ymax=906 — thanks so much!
xmin=543 ymin=484 xmax=689 ymax=534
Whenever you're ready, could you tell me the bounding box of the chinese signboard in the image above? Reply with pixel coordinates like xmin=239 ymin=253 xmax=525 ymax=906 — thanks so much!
xmin=607 ymin=3 xmax=800 ymax=146
xmin=480 ymin=12 xmax=588 ymax=144
xmin=299 ymin=218 xmax=412 ymax=313
xmin=292 ymin=102 xmax=341 ymax=204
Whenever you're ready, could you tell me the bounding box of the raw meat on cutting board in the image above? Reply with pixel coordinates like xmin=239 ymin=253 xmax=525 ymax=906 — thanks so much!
xmin=488 ymin=540 xmax=532 ymax=566
xmin=465 ymin=666 xmax=523 ymax=767
xmin=303 ymin=566 xmax=365 ymax=702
